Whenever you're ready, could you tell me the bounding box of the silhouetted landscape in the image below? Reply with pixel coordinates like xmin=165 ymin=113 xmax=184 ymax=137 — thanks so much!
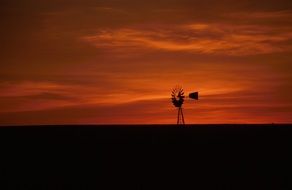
xmin=1 ymin=124 xmax=291 ymax=189
xmin=1 ymin=0 xmax=292 ymax=189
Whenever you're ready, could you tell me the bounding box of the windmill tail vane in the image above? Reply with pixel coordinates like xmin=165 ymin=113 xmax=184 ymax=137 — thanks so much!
xmin=171 ymin=86 xmax=199 ymax=125
xmin=189 ymin=92 xmax=199 ymax=100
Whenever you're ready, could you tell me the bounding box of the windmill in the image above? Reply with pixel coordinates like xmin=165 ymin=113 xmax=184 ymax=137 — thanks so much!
xmin=171 ymin=86 xmax=198 ymax=125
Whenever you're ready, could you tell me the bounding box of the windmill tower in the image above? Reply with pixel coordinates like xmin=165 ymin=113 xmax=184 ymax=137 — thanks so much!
xmin=171 ymin=86 xmax=198 ymax=125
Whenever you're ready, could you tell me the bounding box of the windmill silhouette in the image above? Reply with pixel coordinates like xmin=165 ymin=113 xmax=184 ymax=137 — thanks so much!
xmin=171 ymin=86 xmax=198 ymax=125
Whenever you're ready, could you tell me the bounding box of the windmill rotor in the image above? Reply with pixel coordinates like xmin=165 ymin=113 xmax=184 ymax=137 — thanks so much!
xmin=171 ymin=86 xmax=185 ymax=108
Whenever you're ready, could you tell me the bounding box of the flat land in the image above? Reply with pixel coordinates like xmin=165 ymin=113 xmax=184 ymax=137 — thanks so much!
xmin=0 ymin=124 xmax=291 ymax=189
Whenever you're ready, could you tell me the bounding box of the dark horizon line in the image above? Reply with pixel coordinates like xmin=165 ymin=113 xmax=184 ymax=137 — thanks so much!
xmin=1 ymin=123 xmax=291 ymax=127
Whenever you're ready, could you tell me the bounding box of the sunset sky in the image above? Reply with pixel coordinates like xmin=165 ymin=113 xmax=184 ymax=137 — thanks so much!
xmin=1 ymin=0 xmax=292 ymax=125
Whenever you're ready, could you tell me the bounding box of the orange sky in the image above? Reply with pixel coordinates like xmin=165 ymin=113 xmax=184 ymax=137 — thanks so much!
xmin=0 ymin=0 xmax=292 ymax=125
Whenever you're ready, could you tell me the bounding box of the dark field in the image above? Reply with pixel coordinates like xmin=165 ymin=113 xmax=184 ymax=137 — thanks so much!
xmin=0 ymin=124 xmax=291 ymax=189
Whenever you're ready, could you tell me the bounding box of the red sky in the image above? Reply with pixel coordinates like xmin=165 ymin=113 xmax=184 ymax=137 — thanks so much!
xmin=1 ymin=0 xmax=292 ymax=124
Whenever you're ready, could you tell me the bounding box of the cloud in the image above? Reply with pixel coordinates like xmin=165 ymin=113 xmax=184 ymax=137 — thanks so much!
xmin=1 ymin=88 xmax=292 ymax=125
xmin=0 ymin=77 xmax=171 ymax=113
xmin=82 ymin=19 xmax=292 ymax=56
xmin=228 ymin=10 xmax=292 ymax=19
xmin=0 ymin=98 xmax=172 ymax=125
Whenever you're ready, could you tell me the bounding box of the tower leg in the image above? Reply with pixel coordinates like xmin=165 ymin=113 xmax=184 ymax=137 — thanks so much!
xmin=177 ymin=108 xmax=180 ymax=125
xmin=181 ymin=108 xmax=185 ymax=125
xmin=177 ymin=107 xmax=185 ymax=125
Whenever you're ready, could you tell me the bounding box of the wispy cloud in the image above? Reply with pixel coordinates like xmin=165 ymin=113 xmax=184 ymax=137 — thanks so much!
xmin=227 ymin=10 xmax=292 ymax=19
xmin=82 ymin=11 xmax=292 ymax=56
xmin=1 ymin=88 xmax=292 ymax=125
